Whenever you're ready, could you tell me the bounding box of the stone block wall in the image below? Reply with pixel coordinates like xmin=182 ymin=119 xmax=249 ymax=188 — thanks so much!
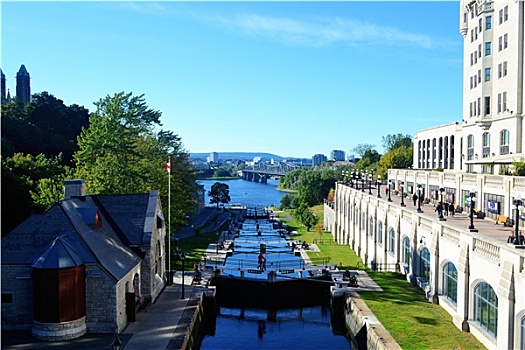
xmin=1 ymin=265 xmax=33 ymax=330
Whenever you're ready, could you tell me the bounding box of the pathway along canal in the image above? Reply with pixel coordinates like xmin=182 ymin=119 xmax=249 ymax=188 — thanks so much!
xmin=198 ymin=178 xmax=353 ymax=349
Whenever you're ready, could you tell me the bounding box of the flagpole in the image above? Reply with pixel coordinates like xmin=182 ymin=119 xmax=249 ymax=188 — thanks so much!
xmin=167 ymin=156 xmax=171 ymax=284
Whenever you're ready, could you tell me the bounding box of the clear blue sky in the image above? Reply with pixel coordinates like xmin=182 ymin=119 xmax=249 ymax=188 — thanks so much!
xmin=2 ymin=1 xmax=463 ymax=159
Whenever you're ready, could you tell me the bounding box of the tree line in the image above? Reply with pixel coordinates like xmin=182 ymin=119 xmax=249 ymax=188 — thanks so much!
xmin=1 ymin=92 xmax=196 ymax=235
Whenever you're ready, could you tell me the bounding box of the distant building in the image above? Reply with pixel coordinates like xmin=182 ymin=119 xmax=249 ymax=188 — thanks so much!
xmin=330 ymin=150 xmax=345 ymax=162
xmin=1 ymin=68 xmax=6 ymax=105
xmin=312 ymin=154 xmax=327 ymax=166
xmin=208 ymin=152 xmax=219 ymax=163
xmin=16 ymin=65 xmax=31 ymax=105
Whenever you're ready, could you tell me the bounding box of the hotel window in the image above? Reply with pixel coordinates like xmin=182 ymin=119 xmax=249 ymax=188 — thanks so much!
xmin=499 ymin=8 xmax=503 ymax=24
xmin=420 ymin=248 xmax=430 ymax=281
xmin=402 ymin=236 xmax=411 ymax=266
xmin=498 ymin=63 xmax=502 ymax=78
xmin=498 ymin=93 xmax=502 ymax=113
xmin=498 ymin=36 xmax=502 ymax=51
xmin=485 ymin=68 xmax=491 ymax=81
xmin=378 ymin=221 xmax=383 ymax=245
xmin=478 ymin=18 xmax=482 ymax=31
xmin=471 ymin=29 xmax=474 ymax=42
xmin=500 ymin=129 xmax=509 ymax=155
xmin=478 ymin=69 xmax=481 ymax=83
xmin=473 ymin=100 xmax=477 ymax=116
xmin=486 ymin=16 xmax=491 ymax=29
xmin=369 ymin=216 xmax=374 ymax=238
xmin=503 ymin=6 xmax=508 ymax=22
xmin=484 ymin=96 xmax=490 ymax=115
xmin=482 ymin=132 xmax=490 ymax=158
xmin=474 ymin=74 xmax=477 ymax=87
xmin=477 ymin=97 xmax=481 ymax=116
xmin=470 ymin=76 xmax=473 ymax=89
xmin=478 ymin=44 xmax=481 ymax=58
xmin=442 ymin=262 xmax=458 ymax=305
xmin=470 ymin=53 xmax=473 ymax=66
xmin=503 ymin=92 xmax=507 ymax=112
xmin=520 ymin=317 xmax=525 ymax=350
xmin=503 ymin=34 xmax=508 ymax=49
xmin=474 ymin=282 xmax=498 ymax=337
xmin=503 ymin=61 xmax=507 ymax=77
xmin=388 ymin=228 xmax=395 ymax=254
xmin=485 ymin=42 xmax=491 ymax=55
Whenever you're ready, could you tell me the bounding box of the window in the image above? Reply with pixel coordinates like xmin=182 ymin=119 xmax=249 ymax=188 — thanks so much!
xmin=474 ymin=100 xmax=477 ymax=116
xmin=467 ymin=135 xmax=474 ymax=160
xmin=498 ymin=36 xmax=502 ymax=51
xmin=471 ymin=29 xmax=474 ymax=43
xmin=482 ymin=132 xmax=490 ymax=158
xmin=388 ymin=228 xmax=395 ymax=254
xmin=504 ymin=5 xmax=508 ymax=22
xmin=503 ymin=34 xmax=508 ymax=49
xmin=478 ymin=18 xmax=482 ymax=31
xmin=420 ymin=247 xmax=430 ymax=281
xmin=520 ymin=317 xmax=525 ymax=350
xmin=378 ymin=221 xmax=383 ymax=245
xmin=499 ymin=9 xmax=503 ymax=24
xmin=1 ymin=293 xmax=13 ymax=303
xmin=486 ymin=16 xmax=491 ymax=29
xmin=485 ymin=68 xmax=491 ymax=81
xmin=503 ymin=61 xmax=507 ymax=77
xmin=474 ymin=282 xmax=498 ymax=337
xmin=402 ymin=236 xmax=410 ymax=266
xmin=478 ymin=44 xmax=481 ymax=58
xmin=503 ymin=92 xmax=507 ymax=112
xmin=470 ymin=76 xmax=473 ymax=89
xmin=485 ymin=96 xmax=490 ymax=115
xmin=477 ymin=97 xmax=481 ymax=116
xmin=369 ymin=216 xmax=374 ymax=238
xmin=442 ymin=262 xmax=458 ymax=305
xmin=485 ymin=42 xmax=491 ymax=55
xmin=498 ymin=63 xmax=502 ymax=78
xmin=478 ymin=69 xmax=481 ymax=84
xmin=500 ymin=129 xmax=509 ymax=155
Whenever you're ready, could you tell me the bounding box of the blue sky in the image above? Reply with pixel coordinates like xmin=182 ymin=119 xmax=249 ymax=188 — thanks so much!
xmin=2 ymin=1 xmax=463 ymax=158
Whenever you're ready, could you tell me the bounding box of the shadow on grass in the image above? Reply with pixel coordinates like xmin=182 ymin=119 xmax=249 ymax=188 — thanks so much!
xmin=359 ymin=272 xmax=429 ymax=305
xmin=413 ymin=316 xmax=438 ymax=325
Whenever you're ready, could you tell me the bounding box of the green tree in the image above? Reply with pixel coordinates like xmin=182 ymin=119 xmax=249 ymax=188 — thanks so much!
xmin=377 ymin=145 xmax=413 ymax=179
xmin=512 ymin=158 xmax=525 ymax=176
xmin=208 ymin=182 xmax=231 ymax=208
xmin=292 ymin=202 xmax=317 ymax=231
xmin=296 ymin=170 xmax=324 ymax=207
xmin=382 ymin=133 xmax=412 ymax=152
xmin=352 ymin=143 xmax=376 ymax=158
xmin=279 ymin=193 xmax=294 ymax=210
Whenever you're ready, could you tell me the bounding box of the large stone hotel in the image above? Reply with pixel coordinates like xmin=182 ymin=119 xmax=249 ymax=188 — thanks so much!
xmin=326 ymin=1 xmax=525 ymax=349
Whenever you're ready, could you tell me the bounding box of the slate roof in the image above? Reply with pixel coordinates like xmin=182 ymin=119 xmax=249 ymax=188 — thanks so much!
xmin=1 ymin=191 xmax=158 ymax=281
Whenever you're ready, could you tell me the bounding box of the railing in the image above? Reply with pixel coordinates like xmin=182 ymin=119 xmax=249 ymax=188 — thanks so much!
xmin=513 ymin=177 xmax=525 ymax=189
xmin=442 ymin=227 xmax=460 ymax=245
xmin=484 ymin=175 xmax=504 ymax=188
xmin=444 ymin=173 xmax=456 ymax=183
xmin=473 ymin=238 xmax=500 ymax=263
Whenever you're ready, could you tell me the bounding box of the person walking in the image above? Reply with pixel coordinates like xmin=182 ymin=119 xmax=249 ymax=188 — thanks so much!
xmin=412 ymin=193 xmax=418 ymax=206
xmin=443 ymin=202 xmax=449 ymax=217
xmin=258 ymin=252 xmax=266 ymax=271
xmin=519 ymin=231 xmax=524 ymax=245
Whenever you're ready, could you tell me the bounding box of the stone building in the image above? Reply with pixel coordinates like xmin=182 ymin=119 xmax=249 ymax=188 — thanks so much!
xmin=1 ymin=180 xmax=167 ymax=341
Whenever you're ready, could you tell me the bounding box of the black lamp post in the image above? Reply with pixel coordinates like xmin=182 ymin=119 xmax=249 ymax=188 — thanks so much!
xmin=468 ymin=189 xmax=478 ymax=232
xmin=350 ymin=171 xmax=355 ymax=188
xmin=512 ymin=195 xmax=523 ymax=245
xmin=175 ymin=248 xmax=186 ymax=299
xmin=368 ymin=173 xmax=373 ymax=195
xmin=400 ymin=181 xmax=406 ymax=207
xmin=387 ymin=180 xmax=392 ymax=202
xmin=417 ymin=184 xmax=423 ymax=213
xmin=361 ymin=172 xmax=365 ymax=192
xmin=438 ymin=186 xmax=446 ymax=220
xmin=377 ymin=175 xmax=381 ymax=198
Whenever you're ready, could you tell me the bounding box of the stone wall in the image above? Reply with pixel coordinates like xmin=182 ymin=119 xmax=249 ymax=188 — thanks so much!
xmin=1 ymin=265 xmax=33 ymax=330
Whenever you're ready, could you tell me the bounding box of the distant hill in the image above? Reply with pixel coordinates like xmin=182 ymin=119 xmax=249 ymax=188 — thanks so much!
xmin=189 ymin=152 xmax=285 ymax=161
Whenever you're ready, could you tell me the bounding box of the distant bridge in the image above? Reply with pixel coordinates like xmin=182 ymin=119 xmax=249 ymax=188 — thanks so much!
xmin=241 ymin=162 xmax=301 ymax=183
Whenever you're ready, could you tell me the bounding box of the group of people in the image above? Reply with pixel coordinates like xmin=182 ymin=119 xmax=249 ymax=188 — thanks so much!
xmin=435 ymin=201 xmax=455 ymax=218
xmin=507 ymin=231 xmax=525 ymax=245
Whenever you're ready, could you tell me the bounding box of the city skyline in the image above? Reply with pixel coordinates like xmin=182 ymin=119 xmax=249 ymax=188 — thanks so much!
xmin=3 ymin=1 xmax=463 ymax=158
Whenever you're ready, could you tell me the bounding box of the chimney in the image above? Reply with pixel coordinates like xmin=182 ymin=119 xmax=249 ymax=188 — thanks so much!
xmin=64 ymin=179 xmax=86 ymax=199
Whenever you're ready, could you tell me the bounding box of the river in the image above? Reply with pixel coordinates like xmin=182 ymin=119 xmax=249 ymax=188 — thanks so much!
xmin=198 ymin=178 xmax=353 ymax=349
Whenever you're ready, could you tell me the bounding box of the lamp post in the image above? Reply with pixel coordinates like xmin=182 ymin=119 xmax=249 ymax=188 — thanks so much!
xmin=361 ymin=171 xmax=365 ymax=192
xmin=368 ymin=173 xmax=373 ymax=195
xmin=387 ymin=180 xmax=392 ymax=202
xmin=417 ymin=184 xmax=423 ymax=213
xmin=438 ymin=186 xmax=446 ymax=220
xmin=175 ymin=248 xmax=186 ymax=299
xmin=513 ymin=195 xmax=524 ymax=245
xmin=377 ymin=175 xmax=381 ymax=198
xmin=468 ymin=189 xmax=478 ymax=232
xmin=400 ymin=181 xmax=406 ymax=207
xmin=350 ymin=170 xmax=355 ymax=188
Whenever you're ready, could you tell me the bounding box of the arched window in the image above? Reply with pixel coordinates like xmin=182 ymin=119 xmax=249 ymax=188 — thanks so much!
xmin=378 ymin=221 xmax=383 ymax=245
xmin=369 ymin=216 xmax=374 ymax=238
xmin=500 ymin=129 xmax=509 ymax=155
xmin=474 ymin=282 xmax=498 ymax=337
xmin=420 ymin=247 xmax=430 ymax=281
xmin=402 ymin=236 xmax=410 ymax=266
xmin=482 ymin=132 xmax=490 ymax=158
xmin=388 ymin=228 xmax=395 ymax=254
xmin=518 ymin=317 xmax=525 ymax=349
xmin=442 ymin=262 xmax=458 ymax=305
xmin=362 ymin=213 xmax=366 ymax=231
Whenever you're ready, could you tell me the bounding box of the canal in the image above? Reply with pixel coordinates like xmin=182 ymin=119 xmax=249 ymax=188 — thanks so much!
xmin=198 ymin=178 xmax=353 ymax=349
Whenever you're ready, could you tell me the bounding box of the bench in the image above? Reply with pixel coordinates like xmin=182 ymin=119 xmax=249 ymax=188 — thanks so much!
xmin=472 ymin=209 xmax=485 ymax=219
xmin=137 ymin=296 xmax=149 ymax=312
xmin=496 ymin=215 xmax=509 ymax=226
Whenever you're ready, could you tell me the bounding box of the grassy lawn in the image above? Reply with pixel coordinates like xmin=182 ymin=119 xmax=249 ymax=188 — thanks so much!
xmin=279 ymin=206 xmax=485 ymax=350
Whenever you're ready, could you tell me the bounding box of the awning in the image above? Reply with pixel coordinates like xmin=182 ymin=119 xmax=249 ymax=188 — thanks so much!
xmin=465 ymin=153 xmax=525 ymax=165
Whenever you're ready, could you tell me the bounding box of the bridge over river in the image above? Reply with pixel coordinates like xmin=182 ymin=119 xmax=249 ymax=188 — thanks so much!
xmin=241 ymin=162 xmax=301 ymax=183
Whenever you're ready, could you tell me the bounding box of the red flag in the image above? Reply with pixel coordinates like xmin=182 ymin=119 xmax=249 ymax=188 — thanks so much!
xmin=166 ymin=161 xmax=171 ymax=174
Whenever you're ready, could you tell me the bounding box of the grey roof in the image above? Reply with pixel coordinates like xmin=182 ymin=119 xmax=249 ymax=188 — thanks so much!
xmin=1 ymin=191 xmax=157 ymax=281
xmin=31 ymin=233 xmax=90 ymax=269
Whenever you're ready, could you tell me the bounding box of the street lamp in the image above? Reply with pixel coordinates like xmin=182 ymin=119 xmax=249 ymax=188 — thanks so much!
xmin=417 ymin=184 xmax=423 ymax=213
xmin=350 ymin=170 xmax=355 ymax=188
xmin=438 ymin=186 xmax=446 ymax=221
xmin=468 ymin=188 xmax=478 ymax=232
xmin=368 ymin=173 xmax=373 ymax=195
xmin=377 ymin=175 xmax=381 ymax=198
xmin=400 ymin=181 xmax=406 ymax=207
xmin=361 ymin=171 xmax=366 ymax=192
xmin=175 ymin=248 xmax=186 ymax=299
xmin=387 ymin=180 xmax=392 ymax=202
xmin=512 ymin=194 xmax=524 ymax=245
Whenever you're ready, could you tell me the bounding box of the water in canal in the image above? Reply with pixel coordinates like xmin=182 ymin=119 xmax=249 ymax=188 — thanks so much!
xmin=198 ymin=178 xmax=353 ymax=349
